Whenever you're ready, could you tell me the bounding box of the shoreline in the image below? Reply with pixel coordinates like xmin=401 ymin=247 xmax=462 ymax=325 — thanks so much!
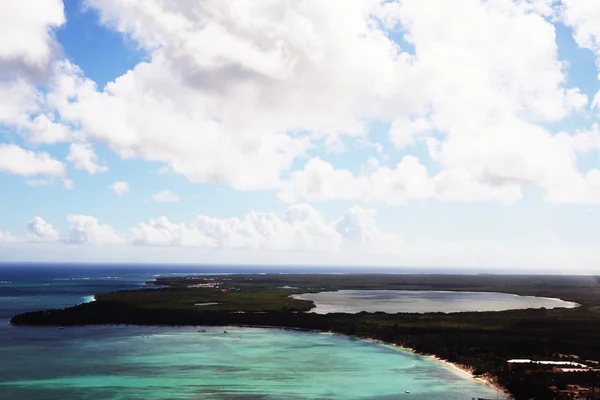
xmin=13 ymin=316 xmax=512 ymax=397
xmin=230 ymin=326 xmax=512 ymax=398
xmin=232 ymin=325 xmax=512 ymax=399
xmin=364 ymin=336 xmax=512 ymax=399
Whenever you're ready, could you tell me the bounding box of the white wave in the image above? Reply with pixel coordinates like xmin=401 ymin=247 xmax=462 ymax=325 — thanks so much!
xmin=81 ymin=295 xmax=96 ymax=303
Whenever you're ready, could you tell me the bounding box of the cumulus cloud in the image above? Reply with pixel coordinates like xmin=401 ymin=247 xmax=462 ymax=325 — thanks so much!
xmin=333 ymin=206 xmax=389 ymax=248
xmin=0 ymin=144 xmax=65 ymax=177
xmin=1 ymin=205 xmax=393 ymax=252
xmin=0 ymin=1 xmax=72 ymax=152
xmin=381 ymin=0 xmax=592 ymax=203
xmin=109 ymin=181 xmax=129 ymax=196
xmin=561 ymin=0 xmax=600 ymax=56
xmin=130 ymin=203 xmax=392 ymax=251
xmin=279 ymin=156 xmax=436 ymax=204
xmin=27 ymin=113 xmax=73 ymax=144
xmin=0 ymin=0 xmax=65 ymax=79
xmin=278 ymin=158 xmax=368 ymax=203
xmin=0 ymin=80 xmax=39 ymax=128
xmin=388 ymin=116 xmax=432 ymax=149
xmin=2 ymin=0 xmax=600 ymax=205
xmin=66 ymin=214 xmax=125 ymax=245
xmin=66 ymin=142 xmax=108 ymax=174
xmin=39 ymin=0 xmax=591 ymax=205
xmin=0 ymin=0 xmax=71 ymax=146
xmin=270 ymin=0 xmax=600 ymax=206
xmin=0 ymin=73 xmax=72 ymax=146
xmin=1 ymin=205 xmax=599 ymax=271
xmin=152 ymin=190 xmax=180 ymax=203
xmin=561 ymin=0 xmax=600 ymax=111
xmin=27 ymin=216 xmax=59 ymax=242
xmin=45 ymin=0 xmax=419 ymax=190
xmin=130 ymin=217 xmax=213 ymax=248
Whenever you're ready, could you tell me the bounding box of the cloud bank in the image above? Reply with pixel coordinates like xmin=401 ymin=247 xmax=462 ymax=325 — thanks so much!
xmin=1 ymin=0 xmax=599 ymax=204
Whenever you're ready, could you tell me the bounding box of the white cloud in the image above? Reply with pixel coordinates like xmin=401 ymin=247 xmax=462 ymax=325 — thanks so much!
xmin=561 ymin=0 xmax=600 ymax=111
xmin=368 ymin=156 xmax=436 ymax=204
xmin=279 ymin=156 xmax=435 ymax=205
xmin=0 ymin=2 xmax=70 ymax=165
xmin=388 ymin=116 xmax=431 ymax=149
xmin=152 ymin=190 xmax=180 ymax=203
xmin=44 ymin=0 xmax=592 ymax=206
xmin=278 ymin=158 xmax=368 ymax=203
xmin=47 ymin=0 xmax=421 ymax=190
xmin=1 ymin=206 xmax=599 ymax=272
xmin=0 ymin=80 xmax=39 ymax=127
xmin=66 ymin=214 xmax=125 ymax=245
xmin=109 ymin=181 xmax=129 ymax=196
xmin=0 ymin=0 xmax=65 ymax=78
xmin=0 ymin=144 xmax=65 ymax=177
xmin=0 ymin=5 xmax=72 ymax=146
xmin=274 ymin=0 xmax=600 ymax=205
xmin=1 ymin=0 xmax=599 ymax=206
xmin=130 ymin=217 xmax=214 ymax=248
xmin=66 ymin=142 xmax=108 ymax=174
xmin=130 ymin=203 xmax=387 ymax=251
xmin=27 ymin=216 xmax=59 ymax=242
xmin=27 ymin=113 xmax=73 ymax=144
xmin=561 ymin=0 xmax=600 ymax=55
xmin=385 ymin=0 xmax=590 ymax=203
xmin=0 ymin=230 xmax=18 ymax=244
xmin=333 ymin=205 xmax=391 ymax=251
xmin=0 ymin=76 xmax=72 ymax=146
xmin=62 ymin=178 xmax=75 ymax=190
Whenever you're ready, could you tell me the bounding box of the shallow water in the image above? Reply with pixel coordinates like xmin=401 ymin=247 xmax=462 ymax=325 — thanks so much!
xmin=0 ymin=325 xmax=504 ymax=400
xmin=293 ymin=290 xmax=578 ymax=314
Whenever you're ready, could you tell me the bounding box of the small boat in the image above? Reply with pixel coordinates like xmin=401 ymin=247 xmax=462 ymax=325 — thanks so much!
xmin=405 ymin=390 xmax=410 ymax=394
xmin=223 ymin=330 xmax=228 ymax=334
xmin=58 ymin=326 xmax=65 ymax=330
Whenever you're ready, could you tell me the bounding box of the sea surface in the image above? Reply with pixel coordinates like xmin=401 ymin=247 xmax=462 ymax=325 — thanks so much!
xmin=293 ymin=290 xmax=578 ymax=314
xmin=0 ymin=264 xmax=506 ymax=399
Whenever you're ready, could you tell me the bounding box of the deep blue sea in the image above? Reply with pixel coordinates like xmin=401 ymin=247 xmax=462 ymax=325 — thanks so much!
xmin=0 ymin=263 xmax=506 ymax=399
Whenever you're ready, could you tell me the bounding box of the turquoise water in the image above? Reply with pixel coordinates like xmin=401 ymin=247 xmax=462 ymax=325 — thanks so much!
xmin=0 ymin=326 xmax=504 ymax=399
xmin=0 ymin=265 xmax=506 ymax=399
xmin=293 ymin=290 xmax=578 ymax=314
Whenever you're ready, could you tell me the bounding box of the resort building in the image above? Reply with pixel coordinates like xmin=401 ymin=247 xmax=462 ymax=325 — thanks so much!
xmin=507 ymin=359 xmax=595 ymax=373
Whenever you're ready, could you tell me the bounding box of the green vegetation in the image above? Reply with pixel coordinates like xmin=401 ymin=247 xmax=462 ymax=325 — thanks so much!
xmin=11 ymin=273 xmax=600 ymax=399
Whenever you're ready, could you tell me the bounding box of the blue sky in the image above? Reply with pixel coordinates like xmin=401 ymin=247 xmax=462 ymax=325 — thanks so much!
xmin=1 ymin=0 xmax=600 ymax=271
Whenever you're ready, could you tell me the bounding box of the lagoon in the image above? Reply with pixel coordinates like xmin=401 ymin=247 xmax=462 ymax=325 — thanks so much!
xmin=292 ymin=290 xmax=578 ymax=314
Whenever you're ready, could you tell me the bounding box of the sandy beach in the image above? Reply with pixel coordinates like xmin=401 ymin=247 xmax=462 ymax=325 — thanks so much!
xmin=231 ymin=325 xmax=512 ymax=397
xmin=365 ymin=337 xmax=512 ymax=399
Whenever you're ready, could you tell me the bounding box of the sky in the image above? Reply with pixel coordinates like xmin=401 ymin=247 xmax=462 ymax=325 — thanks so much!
xmin=1 ymin=0 xmax=600 ymax=271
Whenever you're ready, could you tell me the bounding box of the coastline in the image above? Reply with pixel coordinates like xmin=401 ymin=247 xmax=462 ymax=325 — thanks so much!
xmin=145 ymin=321 xmax=512 ymax=398
xmin=16 ymin=271 xmax=599 ymax=400
xmin=7 ymin=311 xmax=514 ymax=398
xmin=364 ymin=337 xmax=512 ymax=399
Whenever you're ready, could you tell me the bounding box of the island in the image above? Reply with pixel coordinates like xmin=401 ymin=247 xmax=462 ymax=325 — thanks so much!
xmin=11 ymin=273 xmax=600 ymax=400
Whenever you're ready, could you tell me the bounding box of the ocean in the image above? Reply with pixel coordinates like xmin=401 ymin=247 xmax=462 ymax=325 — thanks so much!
xmin=0 ymin=263 xmax=505 ymax=399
